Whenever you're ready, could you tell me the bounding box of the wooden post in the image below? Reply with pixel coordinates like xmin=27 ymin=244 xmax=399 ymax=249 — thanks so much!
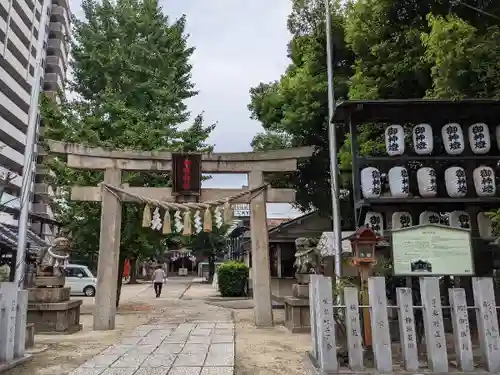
xmin=396 ymin=287 xmax=418 ymax=372
xmin=472 ymin=277 xmax=500 ymax=372
xmin=367 ymin=277 xmax=392 ymax=373
xmin=448 ymin=288 xmax=474 ymax=371
xmin=311 ymin=275 xmax=338 ymax=372
xmin=94 ymin=168 xmax=122 ymax=331
xmin=13 ymin=290 xmax=28 ymax=358
xmin=420 ymin=277 xmax=448 ymax=373
xmin=0 ymin=282 xmax=17 ymax=362
xmin=248 ymin=171 xmax=273 ymax=327
xmin=344 ymin=286 xmax=364 ymax=371
xmin=359 ymin=266 xmax=372 ymax=347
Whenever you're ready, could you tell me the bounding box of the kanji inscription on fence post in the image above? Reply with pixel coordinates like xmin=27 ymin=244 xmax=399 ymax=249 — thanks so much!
xmin=368 ymin=277 xmax=392 ymax=373
xmin=472 ymin=277 xmax=500 ymax=372
xmin=309 ymin=276 xmax=319 ymax=362
xmin=449 ymin=288 xmax=474 ymax=371
xmin=396 ymin=287 xmax=418 ymax=372
xmin=420 ymin=277 xmax=448 ymax=373
xmin=344 ymin=287 xmax=363 ymax=371
xmin=311 ymin=275 xmax=338 ymax=372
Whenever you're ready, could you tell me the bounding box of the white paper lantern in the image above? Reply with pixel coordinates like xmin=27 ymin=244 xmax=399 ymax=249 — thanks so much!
xmin=391 ymin=212 xmax=412 ymax=230
xmin=360 ymin=167 xmax=382 ymax=199
xmin=419 ymin=211 xmax=441 ymax=225
xmin=473 ymin=165 xmax=496 ymax=197
xmin=388 ymin=166 xmax=409 ymax=198
xmin=416 ymin=167 xmax=437 ymax=197
xmin=413 ymin=123 xmax=433 ymax=155
xmin=477 ymin=212 xmax=494 ymax=239
xmin=468 ymin=123 xmax=491 ymax=154
xmin=364 ymin=211 xmax=384 ymax=235
xmin=449 ymin=210 xmax=470 ymax=229
xmin=385 ymin=125 xmax=405 ymax=156
xmin=444 ymin=166 xmax=467 ymax=197
xmin=442 ymin=123 xmax=464 ymax=155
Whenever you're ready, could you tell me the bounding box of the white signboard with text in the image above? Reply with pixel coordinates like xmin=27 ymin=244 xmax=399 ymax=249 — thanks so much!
xmin=233 ymin=204 xmax=250 ymax=217
xmin=391 ymin=224 xmax=473 ymax=276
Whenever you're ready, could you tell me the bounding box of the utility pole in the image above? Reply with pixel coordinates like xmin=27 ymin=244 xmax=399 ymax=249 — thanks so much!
xmin=325 ymin=0 xmax=343 ymax=284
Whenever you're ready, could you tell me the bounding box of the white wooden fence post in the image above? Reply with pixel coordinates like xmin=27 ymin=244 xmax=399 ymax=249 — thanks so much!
xmin=472 ymin=277 xmax=500 ymax=373
xmin=312 ymin=275 xmax=338 ymax=372
xmin=368 ymin=277 xmax=392 ymax=373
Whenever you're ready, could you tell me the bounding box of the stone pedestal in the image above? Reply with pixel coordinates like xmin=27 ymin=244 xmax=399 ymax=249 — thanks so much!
xmin=27 ymin=287 xmax=82 ymax=334
xmin=292 ymin=283 xmax=309 ymax=298
xmin=284 ymin=296 xmax=311 ymax=333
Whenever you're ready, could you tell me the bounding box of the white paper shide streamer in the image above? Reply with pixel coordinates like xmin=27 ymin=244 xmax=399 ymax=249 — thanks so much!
xmin=151 ymin=207 xmax=163 ymax=231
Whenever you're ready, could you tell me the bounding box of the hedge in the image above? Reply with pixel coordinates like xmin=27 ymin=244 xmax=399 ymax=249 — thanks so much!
xmin=217 ymin=261 xmax=249 ymax=297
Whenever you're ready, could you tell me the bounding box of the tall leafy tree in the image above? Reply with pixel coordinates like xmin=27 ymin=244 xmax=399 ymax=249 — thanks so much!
xmin=42 ymin=0 xmax=214 ymax=304
xmin=248 ymin=0 xmax=354 ymax=221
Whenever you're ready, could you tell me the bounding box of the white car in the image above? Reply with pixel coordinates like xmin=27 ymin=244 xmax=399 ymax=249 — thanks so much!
xmin=64 ymin=264 xmax=97 ymax=297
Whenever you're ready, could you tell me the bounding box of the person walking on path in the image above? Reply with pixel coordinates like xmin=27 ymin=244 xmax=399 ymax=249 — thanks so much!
xmin=152 ymin=265 xmax=166 ymax=297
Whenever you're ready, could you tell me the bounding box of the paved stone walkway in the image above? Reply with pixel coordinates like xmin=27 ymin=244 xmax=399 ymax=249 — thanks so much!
xmin=69 ymin=321 xmax=235 ymax=375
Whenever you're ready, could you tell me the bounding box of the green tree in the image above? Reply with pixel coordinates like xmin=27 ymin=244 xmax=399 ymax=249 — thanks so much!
xmin=248 ymin=0 xmax=354 ymax=219
xmin=42 ymin=0 xmax=214 ymax=305
xmin=184 ymin=225 xmax=229 ymax=283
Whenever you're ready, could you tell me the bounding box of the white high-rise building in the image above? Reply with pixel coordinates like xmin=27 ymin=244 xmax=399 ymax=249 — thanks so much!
xmin=0 ymin=0 xmax=70 ymax=236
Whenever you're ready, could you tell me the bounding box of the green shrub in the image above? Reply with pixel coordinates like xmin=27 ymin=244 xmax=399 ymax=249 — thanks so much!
xmin=217 ymin=261 xmax=249 ymax=297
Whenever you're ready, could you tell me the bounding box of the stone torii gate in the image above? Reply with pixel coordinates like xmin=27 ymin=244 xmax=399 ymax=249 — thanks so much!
xmin=44 ymin=141 xmax=314 ymax=330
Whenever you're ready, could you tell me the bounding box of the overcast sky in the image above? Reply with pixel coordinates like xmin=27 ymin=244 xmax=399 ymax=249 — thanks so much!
xmin=71 ymin=0 xmax=304 ymax=218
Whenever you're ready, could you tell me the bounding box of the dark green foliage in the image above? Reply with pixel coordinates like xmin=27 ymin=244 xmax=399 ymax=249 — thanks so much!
xmin=217 ymin=261 xmax=249 ymax=298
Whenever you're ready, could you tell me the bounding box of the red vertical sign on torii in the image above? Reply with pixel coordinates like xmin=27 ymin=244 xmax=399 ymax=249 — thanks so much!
xmin=172 ymin=153 xmax=202 ymax=195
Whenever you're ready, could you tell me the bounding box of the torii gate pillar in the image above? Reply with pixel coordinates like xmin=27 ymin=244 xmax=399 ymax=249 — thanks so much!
xmin=95 ymin=168 xmax=122 ymax=330
xmin=248 ymin=171 xmax=273 ymax=326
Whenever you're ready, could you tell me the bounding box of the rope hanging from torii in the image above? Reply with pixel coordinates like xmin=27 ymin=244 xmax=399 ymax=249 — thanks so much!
xmin=101 ymin=183 xmax=267 ymax=236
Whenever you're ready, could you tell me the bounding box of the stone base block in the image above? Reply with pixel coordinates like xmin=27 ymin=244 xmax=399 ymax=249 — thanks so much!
xmin=292 ymin=283 xmax=309 ymax=298
xmin=28 ymin=287 xmax=70 ymax=303
xmin=25 ymin=323 xmax=35 ymax=349
xmin=284 ymin=296 xmax=311 ymax=333
xmin=35 ymin=276 xmax=65 ymax=288
xmin=27 ymin=300 xmax=82 ymax=334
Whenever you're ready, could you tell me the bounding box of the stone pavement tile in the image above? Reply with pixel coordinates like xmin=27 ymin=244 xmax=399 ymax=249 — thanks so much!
xmin=196 ymin=323 xmax=215 ymax=329
xmin=164 ymin=337 xmax=188 ymax=344
xmin=128 ymin=328 xmax=152 ymax=337
xmin=182 ymin=343 xmax=209 ymax=353
xmin=67 ymin=368 xmax=106 ymax=375
xmin=81 ymin=354 xmax=121 ymax=368
xmin=100 ymin=368 xmax=137 ymax=375
xmin=204 ymin=344 xmax=234 ymax=367
xmin=141 ymin=354 xmax=176 ymax=368
xmin=191 ymin=329 xmax=212 ymax=336
xmin=131 ymin=344 xmax=157 ymax=354
xmin=110 ymin=353 xmax=148 ymax=368
xmin=120 ymin=337 xmax=142 ymax=345
xmin=134 ymin=367 xmax=171 ymax=375
xmin=187 ymin=335 xmax=211 ymax=344
xmin=200 ymin=367 xmax=234 ymax=375
xmin=212 ymin=329 xmax=233 ymax=336
xmin=210 ymin=335 xmax=233 ymax=343
xmin=138 ymin=336 xmax=165 ymax=346
xmin=101 ymin=345 xmax=134 ymax=355
xmin=148 ymin=329 xmax=173 ymax=339
xmin=155 ymin=343 xmax=185 ymax=354
xmin=173 ymin=353 xmax=206 ymax=367
xmin=174 ymin=323 xmax=196 ymax=332
xmin=167 ymin=367 xmax=201 ymax=375
xmin=215 ymin=323 xmax=233 ymax=329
